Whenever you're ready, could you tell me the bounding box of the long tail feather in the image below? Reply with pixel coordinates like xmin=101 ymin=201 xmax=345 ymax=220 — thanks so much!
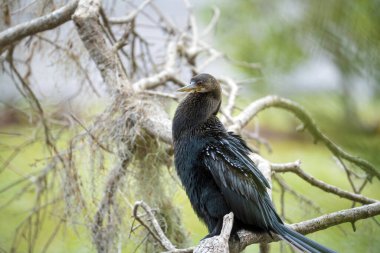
xmin=271 ymin=222 xmax=337 ymax=253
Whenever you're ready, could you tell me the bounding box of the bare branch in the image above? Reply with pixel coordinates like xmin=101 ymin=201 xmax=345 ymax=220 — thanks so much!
xmin=140 ymin=101 xmax=173 ymax=144
xmin=193 ymin=213 xmax=234 ymax=253
xmin=230 ymin=95 xmax=380 ymax=179
xmin=72 ymin=0 xmax=129 ymax=92
xmin=108 ymin=0 xmax=153 ymax=24
xmin=132 ymin=41 xmax=177 ymax=91
xmin=219 ymin=76 xmax=238 ymax=118
xmin=0 ymin=0 xmax=78 ymax=51
xmin=197 ymin=49 xmax=222 ymax=72
xmin=273 ymin=175 xmax=322 ymax=214
xmin=201 ymin=7 xmax=221 ymax=37
xmin=142 ymin=90 xmax=179 ymax=101
xmin=183 ymin=0 xmax=198 ymax=50
xmin=133 ymin=201 xmax=177 ymax=251
xmin=237 ymin=202 xmax=380 ymax=250
xmin=272 ymin=161 xmax=377 ymax=204
xmin=92 ymin=160 xmax=130 ymax=252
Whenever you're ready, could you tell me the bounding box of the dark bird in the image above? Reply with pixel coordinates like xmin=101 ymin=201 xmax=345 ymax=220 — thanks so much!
xmin=172 ymin=73 xmax=336 ymax=253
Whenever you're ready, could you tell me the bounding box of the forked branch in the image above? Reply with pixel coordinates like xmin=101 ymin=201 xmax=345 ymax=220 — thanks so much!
xmin=230 ymin=96 xmax=379 ymax=179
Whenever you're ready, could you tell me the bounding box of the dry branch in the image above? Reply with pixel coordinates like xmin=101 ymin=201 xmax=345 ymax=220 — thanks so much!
xmin=132 ymin=41 xmax=177 ymax=91
xmin=272 ymin=163 xmax=377 ymax=205
xmin=237 ymin=201 xmax=380 ymax=250
xmin=133 ymin=201 xmax=177 ymax=251
xmin=230 ymin=95 xmax=379 ymax=179
xmin=193 ymin=213 xmax=234 ymax=253
xmin=0 ymin=0 xmax=78 ymax=51
xmin=108 ymin=0 xmax=153 ymax=24
xmin=72 ymin=0 xmax=129 ymax=92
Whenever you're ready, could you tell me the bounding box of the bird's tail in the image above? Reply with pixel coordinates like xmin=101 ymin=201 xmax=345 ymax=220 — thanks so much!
xmin=271 ymin=221 xmax=336 ymax=253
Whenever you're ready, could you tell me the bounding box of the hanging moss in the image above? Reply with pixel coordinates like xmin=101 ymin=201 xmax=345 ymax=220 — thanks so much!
xmin=132 ymin=130 xmax=189 ymax=251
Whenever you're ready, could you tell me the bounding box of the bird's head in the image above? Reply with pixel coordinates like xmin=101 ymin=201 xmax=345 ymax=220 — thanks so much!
xmin=172 ymin=73 xmax=221 ymax=138
xmin=178 ymin=73 xmax=220 ymax=94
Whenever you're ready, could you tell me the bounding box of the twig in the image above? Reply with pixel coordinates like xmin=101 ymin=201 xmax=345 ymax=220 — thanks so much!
xmin=36 ymin=35 xmax=101 ymax=97
xmin=132 ymin=41 xmax=177 ymax=91
xmin=108 ymin=0 xmax=153 ymax=24
xmin=201 ymin=7 xmax=220 ymax=37
xmin=133 ymin=201 xmax=176 ymax=251
xmin=0 ymin=0 xmax=78 ymax=51
xmin=70 ymin=114 xmax=113 ymax=153
xmin=335 ymin=156 xmax=357 ymax=192
xmin=273 ymin=175 xmax=322 ymax=214
xmin=142 ymin=90 xmax=180 ymax=101
xmin=272 ymin=162 xmax=377 ymax=204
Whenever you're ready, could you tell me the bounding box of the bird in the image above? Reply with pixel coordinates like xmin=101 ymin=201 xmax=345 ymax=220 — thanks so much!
xmin=172 ymin=73 xmax=336 ymax=253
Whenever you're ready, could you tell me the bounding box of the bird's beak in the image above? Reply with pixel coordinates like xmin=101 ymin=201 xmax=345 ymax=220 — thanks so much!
xmin=177 ymin=81 xmax=199 ymax=92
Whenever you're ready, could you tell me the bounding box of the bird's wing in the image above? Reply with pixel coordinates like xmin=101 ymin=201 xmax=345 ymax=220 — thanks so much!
xmin=202 ymin=132 xmax=280 ymax=230
xmin=206 ymin=132 xmax=270 ymax=189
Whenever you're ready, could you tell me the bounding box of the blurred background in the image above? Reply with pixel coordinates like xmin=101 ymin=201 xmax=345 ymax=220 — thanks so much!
xmin=0 ymin=0 xmax=379 ymax=252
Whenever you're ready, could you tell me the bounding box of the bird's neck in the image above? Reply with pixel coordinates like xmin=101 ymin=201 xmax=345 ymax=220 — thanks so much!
xmin=172 ymin=92 xmax=221 ymax=141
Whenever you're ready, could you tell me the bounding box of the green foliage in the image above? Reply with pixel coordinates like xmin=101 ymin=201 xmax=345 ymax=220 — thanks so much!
xmin=213 ymin=1 xmax=305 ymax=73
xmin=211 ymin=0 xmax=380 ymax=102
xmin=216 ymin=0 xmax=380 ymax=75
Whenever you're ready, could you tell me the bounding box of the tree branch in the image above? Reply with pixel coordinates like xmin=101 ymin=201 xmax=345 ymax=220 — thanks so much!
xmin=72 ymin=0 xmax=129 ymax=92
xmin=132 ymin=41 xmax=177 ymax=91
xmin=193 ymin=213 xmax=234 ymax=253
xmin=133 ymin=201 xmax=177 ymax=251
xmin=271 ymin=162 xmax=377 ymax=205
xmin=107 ymin=0 xmax=152 ymax=25
xmin=0 ymin=0 xmax=78 ymax=51
xmin=237 ymin=201 xmax=380 ymax=250
xmin=230 ymin=95 xmax=380 ymax=179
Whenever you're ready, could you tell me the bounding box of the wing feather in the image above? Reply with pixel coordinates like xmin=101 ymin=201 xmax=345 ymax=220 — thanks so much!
xmin=202 ymin=132 xmax=280 ymax=231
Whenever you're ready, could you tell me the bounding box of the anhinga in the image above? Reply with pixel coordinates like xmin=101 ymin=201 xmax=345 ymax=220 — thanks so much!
xmin=172 ymin=73 xmax=336 ymax=253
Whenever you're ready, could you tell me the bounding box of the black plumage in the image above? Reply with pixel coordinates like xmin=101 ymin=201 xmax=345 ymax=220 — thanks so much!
xmin=172 ymin=73 xmax=336 ymax=253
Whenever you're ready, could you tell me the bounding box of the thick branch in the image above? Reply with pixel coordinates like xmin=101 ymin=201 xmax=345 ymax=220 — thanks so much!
xmin=72 ymin=0 xmax=128 ymax=91
xmin=193 ymin=213 xmax=234 ymax=253
xmin=237 ymin=202 xmax=380 ymax=250
xmin=141 ymin=102 xmax=173 ymax=144
xmin=73 ymin=0 xmax=173 ymax=145
xmin=0 ymin=0 xmax=78 ymax=51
